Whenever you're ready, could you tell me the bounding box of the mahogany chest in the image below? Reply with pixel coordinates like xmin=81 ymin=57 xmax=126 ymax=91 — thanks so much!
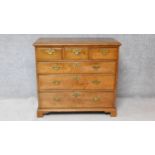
xmin=33 ymin=38 xmax=121 ymax=117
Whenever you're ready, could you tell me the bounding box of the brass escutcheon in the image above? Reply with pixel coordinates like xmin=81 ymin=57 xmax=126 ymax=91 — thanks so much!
xmin=46 ymin=48 xmax=56 ymax=55
xmin=72 ymin=62 xmax=80 ymax=68
xmin=53 ymin=97 xmax=61 ymax=102
xmin=73 ymin=75 xmax=80 ymax=81
xmin=72 ymin=92 xmax=81 ymax=98
xmin=52 ymin=65 xmax=62 ymax=71
xmin=72 ymin=48 xmax=81 ymax=55
xmin=92 ymin=64 xmax=100 ymax=70
xmin=92 ymin=80 xmax=101 ymax=85
xmin=92 ymin=96 xmax=100 ymax=102
xmin=100 ymin=48 xmax=109 ymax=55
xmin=52 ymin=80 xmax=61 ymax=85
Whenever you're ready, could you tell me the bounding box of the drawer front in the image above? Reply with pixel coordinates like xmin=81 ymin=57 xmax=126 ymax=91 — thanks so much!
xmin=39 ymin=92 xmax=114 ymax=108
xmin=36 ymin=47 xmax=62 ymax=61
xmin=64 ymin=47 xmax=88 ymax=60
xmin=89 ymin=48 xmax=117 ymax=60
xmin=37 ymin=61 xmax=116 ymax=74
xmin=39 ymin=74 xmax=115 ymax=90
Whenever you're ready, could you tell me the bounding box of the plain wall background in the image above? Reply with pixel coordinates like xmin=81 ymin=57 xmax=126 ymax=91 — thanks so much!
xmin=0 ymin=34 xmax=155 ymax=98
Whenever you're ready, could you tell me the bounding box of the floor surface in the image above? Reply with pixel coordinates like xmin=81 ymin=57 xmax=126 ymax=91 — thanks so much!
xmin=0 ymin=97 xmax=155 ymax=121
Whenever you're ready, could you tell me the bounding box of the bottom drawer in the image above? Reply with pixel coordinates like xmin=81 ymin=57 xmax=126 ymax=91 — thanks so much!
xmin=39 ymin=91 xmax=114 ymax=108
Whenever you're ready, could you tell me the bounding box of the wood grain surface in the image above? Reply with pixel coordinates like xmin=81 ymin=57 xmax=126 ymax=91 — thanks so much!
xmin=38 ymin=74 xmax=115 ymax=90
xmin=34 ymin=38 xmax=121 ymax=117
xmin=39 ymin=91 xmax=114 ymax=108
xmin=37 ymin=61 xmax=116 ymax=74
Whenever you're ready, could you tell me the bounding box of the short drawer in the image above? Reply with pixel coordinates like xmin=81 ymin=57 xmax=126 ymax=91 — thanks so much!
xmin=36 ymin=47 xmax=62 ymax=61
xmin=38 ymin=74 xmax=115 ymax=90
xmin=64 ymin=47 xmax=88 ymax=60
xmin=37 ymin=61 xmax=116 ymax=74
xmin=39 ymin=91 xmax=114 ymax=108
xmin=89 ymin=47 xmax=117 ymax=60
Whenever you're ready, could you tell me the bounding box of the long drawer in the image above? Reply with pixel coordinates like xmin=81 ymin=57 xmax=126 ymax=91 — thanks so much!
xmin=37 ymin=61 xmax=116 ymax=74
xmin=38 ymin=74 xmax=115 ymax=90
xmin=39 ymin=91 xmax=114 ymax=108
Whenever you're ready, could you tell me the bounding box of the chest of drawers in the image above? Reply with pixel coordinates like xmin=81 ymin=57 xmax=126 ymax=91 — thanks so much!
xmin=33 ymin=38 xmax=121 ymax=117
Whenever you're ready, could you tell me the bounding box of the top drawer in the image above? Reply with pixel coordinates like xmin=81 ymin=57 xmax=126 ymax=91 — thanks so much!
xmin=36 ymin=47 xmax=62 ymax=61
xmin=64 ymin=47 xmax=88 ymax=60
xmin=89 ymin=47 xmax=118 ymax=60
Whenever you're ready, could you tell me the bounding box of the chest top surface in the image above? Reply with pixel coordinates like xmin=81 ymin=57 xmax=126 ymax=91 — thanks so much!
xmin=33 ymin=38 xmax=121 ymax=47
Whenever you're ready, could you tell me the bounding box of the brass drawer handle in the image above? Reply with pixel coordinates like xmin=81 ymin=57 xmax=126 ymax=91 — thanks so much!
xmin=73 ymin=75 xmax=80 ymax=81
xmin=92 ymin=65 xmax=100 ymax=70
xmin=53 ymin=97 xmax=61 ymax=102
xmin=101 ymin=48 xmax=109 ymax=55
xmin=52 ymin=65 xmax=62 ymax=71
xmin=52 ymin=80 xmax=61 ymax=85
xmin=72 ymin=92 xmax=81 ymax=98
xmin=92 ymin=96 xmax=100 ymax=102
xmin=72 ymin=62 xmax=80 ymax=68
xmin=92 ymin=80 xmax=101 ymax=85
xmin=72 ymin=48 xmax=81 ymax=55
xmin=46 ymin=48 xmax=56 ymax=55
